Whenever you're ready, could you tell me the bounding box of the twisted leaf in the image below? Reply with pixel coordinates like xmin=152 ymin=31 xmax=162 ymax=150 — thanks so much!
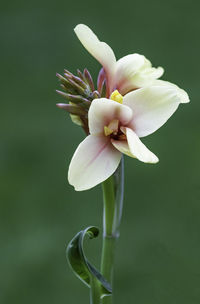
xmin=67 ymin=226 xmax=112 ymax=296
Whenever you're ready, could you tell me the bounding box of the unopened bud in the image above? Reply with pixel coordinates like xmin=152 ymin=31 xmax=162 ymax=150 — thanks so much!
xmin=56 ymin=103 xmax=86 ymax=116
xmin=67 ymin=78 xmax=85 ymax=95
xmin=77 ymin=69 xmax=85 ymax=81
xmin=91 ymin=90 xmax=101 ymax=99
xmin=84 ymin=68 xmax=95 ymax=92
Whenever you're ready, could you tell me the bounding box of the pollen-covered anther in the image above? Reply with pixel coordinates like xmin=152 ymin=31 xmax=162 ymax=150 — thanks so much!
xmin=104 ymin=119 xmax=119 ymax=136
xmin=110 ymin=90 xmax=123 ymax=104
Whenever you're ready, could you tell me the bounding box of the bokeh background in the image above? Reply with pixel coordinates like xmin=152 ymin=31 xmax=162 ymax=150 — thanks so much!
xmin=1 ymin=0 xmax=200 ymax=303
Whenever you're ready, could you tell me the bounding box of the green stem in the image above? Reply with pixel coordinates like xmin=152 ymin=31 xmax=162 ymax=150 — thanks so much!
xmin=100 ymin=237 xmax=116 ymax=304
xmin=100 ymin=158 xmax=124 ymax=304
xmin=90 ymin=277 xmax=102 ymax=304
xmin=102 ymin=174 xmax=116 ymax=236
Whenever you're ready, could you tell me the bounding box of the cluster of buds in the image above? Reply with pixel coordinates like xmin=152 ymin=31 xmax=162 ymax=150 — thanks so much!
xmin=56 ymin=69 xmax=106 ymax=134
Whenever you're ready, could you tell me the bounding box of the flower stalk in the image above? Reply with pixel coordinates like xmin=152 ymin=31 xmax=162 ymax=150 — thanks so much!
xmin=90 ymin=277 xmax=101 ymax=304
xmin=100 ymin=157 xmax=124 ymax=304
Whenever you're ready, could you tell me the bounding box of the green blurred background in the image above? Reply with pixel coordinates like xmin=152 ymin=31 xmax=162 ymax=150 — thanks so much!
xmin=1 ymin=0 xmax=200 ymax=303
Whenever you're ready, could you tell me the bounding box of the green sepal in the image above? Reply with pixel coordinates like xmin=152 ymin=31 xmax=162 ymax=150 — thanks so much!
xmin=66 ymin=226 xmax=112 ymax=296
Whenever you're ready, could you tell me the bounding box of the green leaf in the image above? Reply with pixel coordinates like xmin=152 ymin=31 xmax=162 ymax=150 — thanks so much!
xmin=66 ymin=226 xmax=112 ymax=296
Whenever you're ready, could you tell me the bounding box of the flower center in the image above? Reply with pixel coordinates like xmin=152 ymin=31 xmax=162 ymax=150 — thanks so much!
xmin=104 ymin=119 xmax=126 ymax=140
xmin=110 ymin=90 xmax=123 ymax=104
xmin=103 ymin=91 xmax=125 ymax=140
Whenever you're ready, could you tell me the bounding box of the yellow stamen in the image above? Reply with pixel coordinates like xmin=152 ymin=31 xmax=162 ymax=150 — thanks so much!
xmin=110 ymin=90 xmax=123 ymax=104
xmin=104 ymin=126 xmax=113 ymax=136
xmin=104 ymin=119 xmax=119 ymax=137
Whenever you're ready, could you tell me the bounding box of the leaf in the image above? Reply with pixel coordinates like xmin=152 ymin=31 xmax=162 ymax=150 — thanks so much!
xmin=66 ymin=226 xmax=112 ymax=296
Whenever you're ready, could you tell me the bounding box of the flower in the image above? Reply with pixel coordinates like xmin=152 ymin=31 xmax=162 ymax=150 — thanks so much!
xmin=68 ymin=86 xmax=189 ymax=191
xmin=74 ymin=24 xmax=164 ymax=96
xmin=60 ymin=24 xmax=189 ymax=191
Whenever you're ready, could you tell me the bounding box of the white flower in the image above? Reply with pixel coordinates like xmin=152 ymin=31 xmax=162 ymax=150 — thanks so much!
xmin=67 ymin=24 xmax=190 ymax=191
xmin=74 ymin=24 xmax=164 ymax=96
xmin=68 ymin=86 xmax=189 ymax=191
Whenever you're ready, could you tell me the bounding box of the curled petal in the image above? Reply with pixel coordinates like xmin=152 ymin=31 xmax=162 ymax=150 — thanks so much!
xmin=123 ymin=85 xmax=186 ymax=137
xmin=131 ymin=67 xmax=164 ymax=89
xmin=74 ymin=24 xmax=116 ymax=89
xmin=115 ymin=54 xmax=164 ymax=95
xmin=68 ymin=135 xmax=121 ymax=191
xmin=153 ymin=79 xmax=190 ymax=103
xmin=112 ymin=128 xmax=158 ymax=163
xmin=88 ymin=98 xmax=133 ymax=135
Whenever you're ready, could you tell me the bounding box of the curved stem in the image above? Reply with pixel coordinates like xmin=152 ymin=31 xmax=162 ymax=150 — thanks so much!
xmin=100 ymin=157 xmax=124 ymax=304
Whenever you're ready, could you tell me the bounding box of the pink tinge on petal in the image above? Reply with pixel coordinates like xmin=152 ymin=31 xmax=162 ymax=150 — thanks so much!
xmin=97 ymin=68 xmax=107 ymax=93
xmin=117 ymin=80 xmax=138 ymax=96
xmin=68 ymin=135 xmax=122 ymax=191
xmin=87 ymin=137 xmax=109 ymax=167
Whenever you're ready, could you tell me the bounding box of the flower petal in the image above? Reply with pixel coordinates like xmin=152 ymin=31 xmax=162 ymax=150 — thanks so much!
xmin=153 ymin=79 xmax=190 ymax=103
xmin=88 ymin=98 xmax=133 ymax=135
xmin=123 ymin=85 xmax=186 ymax=137
xmin=74 ymin=24 xmax=116 ymax=87
xmin=130 ymin=68 xmax=164 ymax=90
xmin=115 ymin=54 xmax=164 ymax=95
xmin=115 ymin=54 xmax=145 ymax=94
xmin=111 ymin=139 xmax=135 ymax=158
xmin=112 ymin=128 xmax=158 ymax=163
xmin=68 ymin=135 xmax=121 ymax=191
